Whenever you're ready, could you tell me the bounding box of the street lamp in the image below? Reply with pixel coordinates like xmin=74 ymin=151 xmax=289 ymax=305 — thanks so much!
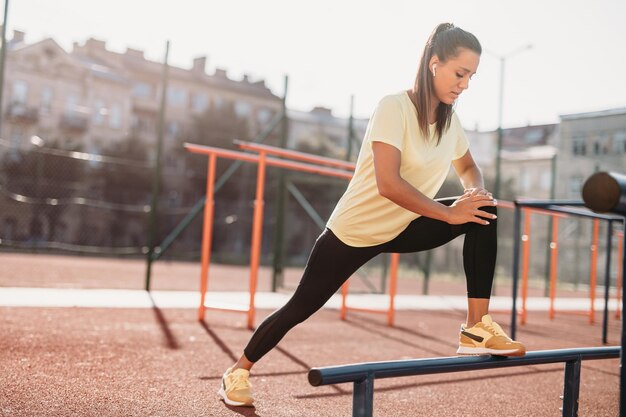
xmin=487 ymin=44 xmax=533 ymax=198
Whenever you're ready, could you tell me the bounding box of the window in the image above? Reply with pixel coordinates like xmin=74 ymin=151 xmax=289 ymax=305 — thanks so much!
xmin=257 ymin=108 xmax=272 ymax=124
xmin=40 ymin=86 xmax=53 ymax=113
xmin=613 ymin=130 xmax=626 ymax=154
xmin=572 ymin=136 xmax=586 ymax=156
xmin=65 ymin=94 xmax=79 ymax=115
xmin=192 ymin=93 xmax=208 ymax=113
xmin=132 ymin=82 xmax=152 ymax=99
xmin=167 ymin=87 xmax=188 ymax=107
xmin=93 ymin=100 xmax=106 ymax=125
xmin=167 ymin=121 xmax=179 ymax=137
xmin=569 ymin=177 xmax=583 ymax=197
xmin=540 ymin=171 xmax=551 ymax=190
xmin=235 ymin=101 xmax=251 ymax=118
xmin=10 ymin=126 xmax=25 ymax=149
xmin=213 ymin=96 xmax=224 ymax=110
xmin=109 ymin=103 xmax=122 ymax=129
xmin=520 ymin=170 xmax=530 ymax=191
xmin=12 ymin=80 xmax=28 ymax=104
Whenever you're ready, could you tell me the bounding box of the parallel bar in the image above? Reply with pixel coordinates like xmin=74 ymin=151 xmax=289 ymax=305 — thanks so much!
xmin=308 ymin=347 xmax=619 ymax=386
xmin=185 ymin=142 xmax=353 ymax=180
xmin=562 ymin=359 xmax=582 ymax=417
xmin=234 ymin=139 xmax=356 ymax=171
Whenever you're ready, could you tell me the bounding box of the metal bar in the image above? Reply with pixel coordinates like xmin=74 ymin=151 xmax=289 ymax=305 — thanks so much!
xmin=562 ymin=359 xmax=581 ymax=417
xmin=540 ymin=205 xmax=622 ymax=222
xmin=271 ymin=75 xmax=290 ymax=292
xmin=247 ymin=151 xmax=267 ymax=329
xmin=145 ymin=40 xmax=170 ymax=291
xmin=590 ymin=219 xmax=600 ymax=324
xmin=353 ymin=376 xmax=374 ymax=417
xmin=617 ymin=230 xmax=623 ymax=320
xmin=186 ymin=143 xmax=353 ymax=180
xmin=347 ymin=95 xmax=355 ymax=162
xmin=198 ymin=153 xmax=217 ymax=321
xmin=511 ymin=204 xmax=522 ymax=340
xmin=603 ymin=220 xmax=613 ymax=344
xmin=515 ymin=199 xmax=586 ymax=207
xmin=307 ymin=347 xmax=619 ymax=387
xmin=550 ymin=217 xmax=560 ymax=320
xmin=0 ymin=0 xmax=10 ymax=135
xmin=286 ymin=182 xmax=326 ymax=230
xmin=621 ymin=226 xmax=626 ymax=417
xmin=235 ymin=140 xmax=356 ymax=171
xmin=521 ymin=209 xmax=531 ymax=325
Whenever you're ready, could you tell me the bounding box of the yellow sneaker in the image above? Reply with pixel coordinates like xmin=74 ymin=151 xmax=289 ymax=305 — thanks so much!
xmin=457 ymin=314 xmax=526 ymax=357
xmin=218 ymin=367 xmax=254 ymax=407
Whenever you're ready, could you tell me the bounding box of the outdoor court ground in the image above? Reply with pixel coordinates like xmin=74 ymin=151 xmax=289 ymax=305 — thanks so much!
xmin=0 ymin=253 xmax=620 ymax=416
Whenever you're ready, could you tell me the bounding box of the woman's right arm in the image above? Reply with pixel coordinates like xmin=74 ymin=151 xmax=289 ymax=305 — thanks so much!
xmin=372 ymin=141 xmax=496 ymax=225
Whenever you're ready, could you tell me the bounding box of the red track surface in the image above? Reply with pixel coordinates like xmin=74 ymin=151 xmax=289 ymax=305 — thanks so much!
xmin=0 ymin=254 xmax=620 ymax=416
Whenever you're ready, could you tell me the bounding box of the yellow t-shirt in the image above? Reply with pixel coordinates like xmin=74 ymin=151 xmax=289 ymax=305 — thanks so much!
xmin=326 ymin=90 xmax=470 ymax=247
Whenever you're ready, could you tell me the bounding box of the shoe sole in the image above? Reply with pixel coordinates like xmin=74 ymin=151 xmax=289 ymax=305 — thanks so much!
xmin=217 ymin=386 xmax=254 ymax=407
xmin=456 ymin=346 xmax=526 ymax=357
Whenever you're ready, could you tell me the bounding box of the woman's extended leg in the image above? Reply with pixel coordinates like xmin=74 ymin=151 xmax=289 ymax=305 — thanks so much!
xmin=219 ymin=228 xmax=383 ymax=406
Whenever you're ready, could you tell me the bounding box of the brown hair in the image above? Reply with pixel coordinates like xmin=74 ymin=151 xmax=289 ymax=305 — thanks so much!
xmin=410 ymin=23 xmax=481 ymax=144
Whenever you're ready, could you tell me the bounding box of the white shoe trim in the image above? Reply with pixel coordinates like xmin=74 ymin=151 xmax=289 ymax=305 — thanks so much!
xmin=218 ymin=386 xmax=251 ymax=407
xmin=456 ymin=346 xmax=520 ymax=355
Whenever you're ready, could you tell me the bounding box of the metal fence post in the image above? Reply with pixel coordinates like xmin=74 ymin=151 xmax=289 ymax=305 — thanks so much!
xmin=511 ymin=203 xmax=522 ymax=340
xmin=603 ymin=220 xmax=613 ymax=344
xmin=353 ymin=376 xmax=374 ymax=417
xmin=562 ymin=359 xmax=581 ymax=416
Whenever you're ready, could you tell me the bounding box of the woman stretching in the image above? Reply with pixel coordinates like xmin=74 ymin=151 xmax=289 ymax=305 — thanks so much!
xmin=218 ymin=22 xmax=526 ymax=407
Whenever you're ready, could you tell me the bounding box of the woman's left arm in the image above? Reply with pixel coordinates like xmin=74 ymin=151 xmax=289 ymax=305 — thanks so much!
xmin=452 ymin=150 xmax=492 ymax=196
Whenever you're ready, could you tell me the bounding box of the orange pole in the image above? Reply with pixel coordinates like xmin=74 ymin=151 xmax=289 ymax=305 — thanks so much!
xmin=549 ymin=217 xmax=559 ymax=320
xmin=198 ymin=153 xmax=217 ymax=321
xmin=589 ymin=219 xmax=599 ymax=324
xmin=247 ymin=151 xmax=267 ymax=330
xmin=520 ymin=209 xmax=531 ymax=325
xmin=235 ymin=140 xmax=356 ymax=171
xmin=387 ymin=253 xmax=400 ymax=326
xmin=340 ymin=281 xmax=349 ymax=320
xmin=616 ymin=231 xmax=623 ymax=320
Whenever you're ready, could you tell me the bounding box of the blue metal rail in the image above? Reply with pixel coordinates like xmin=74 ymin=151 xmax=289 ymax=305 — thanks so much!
xmin=308 ymin=347 xmax=620 ymax=417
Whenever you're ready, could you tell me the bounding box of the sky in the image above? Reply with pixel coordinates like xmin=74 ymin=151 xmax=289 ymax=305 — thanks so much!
xmin=7 ymin=0 xmax=626 ymax=132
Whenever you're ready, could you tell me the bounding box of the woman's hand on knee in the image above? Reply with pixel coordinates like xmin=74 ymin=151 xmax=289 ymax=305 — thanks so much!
xmin=447 ymin=193 xmax=498 ymax=225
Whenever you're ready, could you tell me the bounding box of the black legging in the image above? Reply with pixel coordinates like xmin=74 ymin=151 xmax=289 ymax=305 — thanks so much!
xmin=243 ymin=198 xmax=497 ymax=363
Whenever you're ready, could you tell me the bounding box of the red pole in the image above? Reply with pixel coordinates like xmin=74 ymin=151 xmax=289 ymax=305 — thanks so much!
xmin=340 ymin=281 xmax=349 ymax=321
xmin=387 ymin=253 xmax=400 ymax=326
xmin=198 ymin=153 xmax=217 ymax=321
xmin=247 ymin=151 xmax=267 ymax=330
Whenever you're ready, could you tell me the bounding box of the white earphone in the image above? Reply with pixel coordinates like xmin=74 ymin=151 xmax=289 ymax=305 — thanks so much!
xmin=432 ymin=65 xmax=437 ymax=77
